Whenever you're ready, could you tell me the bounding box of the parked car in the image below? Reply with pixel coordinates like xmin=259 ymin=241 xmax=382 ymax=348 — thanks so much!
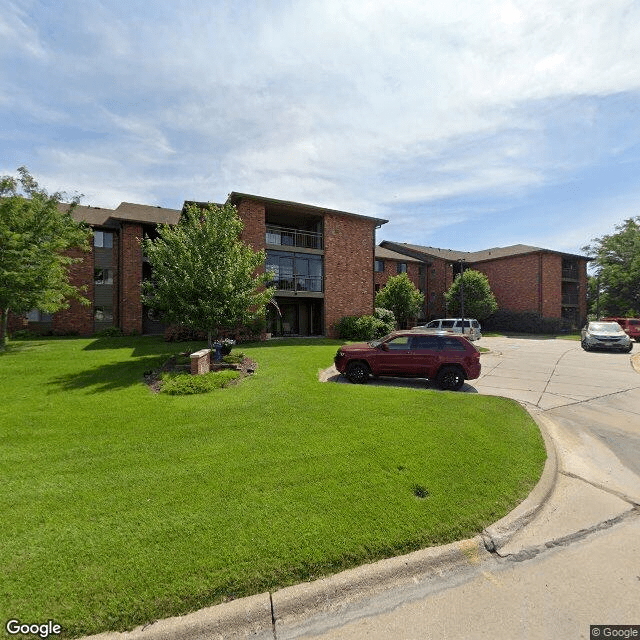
xmin=334 ymin=331 xmax=481 ymax=391
xmin=602 ymin=317 xmax=640 ymax=342
xmin=413 ymin=318 xmax=482 ymax=341
xmin=581 ymin=321 xmax=633 ymax=352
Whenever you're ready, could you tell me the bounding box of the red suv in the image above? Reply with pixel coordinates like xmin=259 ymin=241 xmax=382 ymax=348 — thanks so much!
xmin=334 ymin=331 xmax=481 ymax=391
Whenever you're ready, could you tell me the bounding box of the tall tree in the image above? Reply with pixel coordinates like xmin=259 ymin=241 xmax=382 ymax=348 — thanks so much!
xmin=142 ymin=202 xmax=275 ymax=347
xmin=0 ymin=167 xmax=91 ymax=351
xmin=444 ymin=269 xmax=498 ymax=320
xmin=375 ymin=273 xmax=424 ymax=329
xmin=583 ymin=217 xmax=640 ymax=317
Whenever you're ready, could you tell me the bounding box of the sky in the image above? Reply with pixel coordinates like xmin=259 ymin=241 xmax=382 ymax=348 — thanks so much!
xmin=2 ymin=0 xmax=640 ymax=257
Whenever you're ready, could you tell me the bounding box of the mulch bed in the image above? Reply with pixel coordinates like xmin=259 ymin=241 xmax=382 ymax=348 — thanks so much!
xmin=144 ymin=354 xmax=258 ymax=393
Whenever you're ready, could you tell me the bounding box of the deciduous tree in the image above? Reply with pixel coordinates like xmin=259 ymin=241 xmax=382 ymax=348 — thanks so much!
xmin=444 ymin=269 xmax=498 ymax=320
xmin=0 ymin=167 xmax=91 ymax=351
xmin=374 ymin=273 xmax=424 ymax=329
xmin=583 ymin=217 xmax=640 ymax=317
xmin=142 ymin=202 xmax=274 ymax=347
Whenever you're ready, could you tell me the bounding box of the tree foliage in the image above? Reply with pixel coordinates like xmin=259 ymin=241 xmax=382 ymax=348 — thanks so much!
xmin=444 ymin=269 xmax=498 ymax=320
xmin=0 ymin=167 xmax=91 ymax=351
xmin=582 ymin=217 xmax=640 ymax=317
xmin=374 ymin=273 xmax=424 ymax=328
xmin=141 ymin=202 xmax=275 ymax=347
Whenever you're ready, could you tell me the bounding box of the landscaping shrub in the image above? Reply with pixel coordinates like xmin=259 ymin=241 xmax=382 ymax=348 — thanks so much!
xmin=164 ymin=325 xmax=207 ymax=342
xmin=483 ymin=310 xmax=573 ymax=334
xmin=9 ymin=329 xmax=38 ymax=339
xmin=223 ymin=352 xmax=245 ymax=364
xmin=160 ymin=369 xmax=240 ymax=395
xmin=335 ymin=308 xmax=396 ymax=341
xmin=95 ymin=327 xmax=124 ymax=337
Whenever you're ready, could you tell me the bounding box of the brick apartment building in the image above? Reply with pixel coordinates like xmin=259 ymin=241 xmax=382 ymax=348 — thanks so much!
xmin=10 ymin=194 xmax=387 ymax=338
xmin=376 ymin=241 xmax=589 ymax=327
xmin=10 ymin=192 xmax=589 ymax=337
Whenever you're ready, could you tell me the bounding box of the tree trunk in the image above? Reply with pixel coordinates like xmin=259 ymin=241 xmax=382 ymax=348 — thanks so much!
xmin=0 ymin=307 xmax=8 ymax=352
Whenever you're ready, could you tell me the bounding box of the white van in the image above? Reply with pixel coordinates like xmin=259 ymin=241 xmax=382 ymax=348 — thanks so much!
xmin=414 ymin=318 xmax=482 ymax=341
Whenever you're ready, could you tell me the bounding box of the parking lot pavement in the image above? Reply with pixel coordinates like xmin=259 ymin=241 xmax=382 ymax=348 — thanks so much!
xmin=475 ymin=337 xmax=640 ymax=409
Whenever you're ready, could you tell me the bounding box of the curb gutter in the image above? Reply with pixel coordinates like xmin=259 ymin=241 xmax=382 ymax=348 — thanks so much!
xmin=482 ymin=409 xmax=558 ymax=552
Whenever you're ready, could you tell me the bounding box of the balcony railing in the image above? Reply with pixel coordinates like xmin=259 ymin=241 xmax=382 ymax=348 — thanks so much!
xmin=269 ymin=276 xmax=324 ymax=293
xmin=266 ymin=225 xmax=323 ymax=250
xmin=562 ymin=268 xmax=579 ymax=280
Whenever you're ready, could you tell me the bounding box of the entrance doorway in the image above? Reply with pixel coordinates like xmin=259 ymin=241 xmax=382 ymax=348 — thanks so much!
xmin=267 ymin=299 xmax=323 ymax=336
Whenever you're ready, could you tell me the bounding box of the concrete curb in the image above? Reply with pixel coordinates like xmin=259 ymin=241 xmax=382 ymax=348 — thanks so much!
xmin=271 ymin=536 xmax=491 ymax=630
xmin=82 ymin=593 xmax=274 ymax=640
xmin=632 ymin=353 xmax=640 ymax=374
xmin=481 ymin=408 xmax=558 ymax=553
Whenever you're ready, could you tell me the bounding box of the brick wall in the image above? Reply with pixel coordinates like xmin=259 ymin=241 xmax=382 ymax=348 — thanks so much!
xmin=578 ymin=258 xmax=588 ymax=325
xmin=541 ymin=253 xmax=562 ymax=318
xmin=52 ymin=246 xmax=94 ymax=335
xmin=472 ymin=253 xmax=542 ymax=315
xmin=324 ymin=214 xmax=377 ymax=336
xmin=236 ymin=199 xmax=266 ymax=253
xmin=120 ymin=223 xmax=143 ymax=334
xmin=425 ymin=258 xmax=453 ymax=318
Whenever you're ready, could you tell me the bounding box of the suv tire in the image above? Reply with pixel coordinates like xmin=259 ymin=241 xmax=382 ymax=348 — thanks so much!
xmin=436 ymin=366 xmax=465 ymax=391
xmin=346 ymin=361 xmax=370 ymax=384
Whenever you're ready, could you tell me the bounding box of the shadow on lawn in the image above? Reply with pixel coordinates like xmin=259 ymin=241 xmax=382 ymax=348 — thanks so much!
xmin=48 ymin=355 xmax=164 ymax=393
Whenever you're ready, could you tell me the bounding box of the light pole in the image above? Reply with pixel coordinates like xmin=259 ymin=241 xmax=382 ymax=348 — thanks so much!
xmin=459 ymin=258 xmax=465 ymax=336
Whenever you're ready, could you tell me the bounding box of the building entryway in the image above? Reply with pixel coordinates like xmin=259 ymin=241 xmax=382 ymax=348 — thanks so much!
xmin=267 ymin=299 xmax=323 ymax=336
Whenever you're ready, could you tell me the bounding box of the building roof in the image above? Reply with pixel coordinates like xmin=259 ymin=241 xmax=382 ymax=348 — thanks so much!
xmin=66 ymin=202 xmax=181 ymax=226
xmin=227 ymin=192 xmax=389 ymax=226
xmin=380 ymin=241 xmax=590 ymax=263
xmin=375 ymin=246 xmax=423 ymax=262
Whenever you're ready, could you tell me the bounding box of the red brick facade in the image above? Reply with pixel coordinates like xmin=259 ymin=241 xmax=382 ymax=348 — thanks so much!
xmin=52 ymin=246 xmax=94 ymax=335
xmin=324 ymin=212 xmax=378 ymax=336
xmin=120 ymin=223 xmax=143 ymax=334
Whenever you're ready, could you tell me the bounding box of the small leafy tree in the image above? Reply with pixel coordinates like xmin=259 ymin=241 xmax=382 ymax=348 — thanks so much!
xmin=445 ymin=269 xmax=498 ymax=320
xmin=142 ymin=202 xmax=275 ymax=348
xmin=0 ymin=167 xmax=91 ymax=351
xmin=375 ymin=273 xmax=424 ymax=328
xmin=582 ymin=217 xmax=640 ymax=316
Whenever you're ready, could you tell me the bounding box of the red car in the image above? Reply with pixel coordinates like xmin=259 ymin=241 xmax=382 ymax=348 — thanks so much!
xmin=334 ymin=331 xmax=481 ymax=391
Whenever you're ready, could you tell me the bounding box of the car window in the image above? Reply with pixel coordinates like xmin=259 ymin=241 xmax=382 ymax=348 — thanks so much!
xmin=441 ymin=320 xmax=455 ymax=328
xmin=386 ymin=336 xmax=411 ymax=349
xmin=440 ymin=337 xmax=466 ymax=351
xmin=426 ymin=321 xmax=438 ymax=328
xmin=411 ymin=335 xmax=440 ymax=350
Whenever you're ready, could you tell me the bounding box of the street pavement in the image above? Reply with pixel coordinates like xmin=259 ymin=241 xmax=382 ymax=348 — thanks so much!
xmin=89 ymin=337 xmax=640 ymax=640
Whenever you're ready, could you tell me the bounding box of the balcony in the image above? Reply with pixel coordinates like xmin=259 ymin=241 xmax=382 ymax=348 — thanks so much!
xmin=266 ymin=225 xmax=323 ymax=250
xmin=269 ymin=276 xmax=324 ymax=293
xmin=562 ymin=267 xmax=579 ymax=280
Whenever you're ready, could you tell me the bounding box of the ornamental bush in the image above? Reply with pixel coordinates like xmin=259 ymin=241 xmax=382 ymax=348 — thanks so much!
xmin=335 ymin=308 xmax=396 ymax=341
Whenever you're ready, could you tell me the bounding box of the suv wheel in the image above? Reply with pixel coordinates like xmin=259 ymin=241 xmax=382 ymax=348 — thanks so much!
xmin=436 ymin=366 xmax=465 ymax=391
xmin=346 ymin=361 xmax=370 ymax=384
xmin=581 ymin=340 xmax=590 ymax=351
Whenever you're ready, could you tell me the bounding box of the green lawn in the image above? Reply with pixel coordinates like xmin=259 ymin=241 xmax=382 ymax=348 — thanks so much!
xmin=0 ymin=336 xmax=546 ymax=637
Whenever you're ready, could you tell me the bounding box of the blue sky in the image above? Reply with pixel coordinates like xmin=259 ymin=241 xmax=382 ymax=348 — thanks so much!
xmin=2 ymin=0 xmax=640 ymax=256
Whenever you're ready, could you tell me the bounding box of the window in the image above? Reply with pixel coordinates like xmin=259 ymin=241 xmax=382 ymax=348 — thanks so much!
xmin=94 ymin=268 xmax=113 ymax=285
xmin=411 ymin=335 xmax=440 ymax=350
xmin=397 ymin=262 xmax=407 ymax=274
xmin=26 ymin=309 xmax=53 ymax=322
xmin=94 ymin=231 xmax=113 ymax=248
xmin=375 ymin=283 xmax=381 ymax=292
xmin=441 ymin=337 xmax=466 ymax=351
xmin=386 ymin=336 xmax=410 ymax=350
xmin=374 ymin=260 xmax=384 ymax=272
xmin=441 ymin=320 xmax=455 ymax=328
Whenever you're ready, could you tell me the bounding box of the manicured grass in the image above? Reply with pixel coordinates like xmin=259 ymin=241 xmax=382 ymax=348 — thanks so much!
xmin=0 ymin=336 xmax=546 ymax=638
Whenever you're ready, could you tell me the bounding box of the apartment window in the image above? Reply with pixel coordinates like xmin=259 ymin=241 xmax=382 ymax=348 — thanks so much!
xmin=26 ymin=309 xmax=53 ymax=322
xmin=397 ymin=262 xmax=407 ymax=274
xmin=374 ymin=260 xmax=384 ymax=272
xmin=94 ymin=268 xmax=113 ymax=285
xmin=94 ymin=231 xmax=113 ymax=248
